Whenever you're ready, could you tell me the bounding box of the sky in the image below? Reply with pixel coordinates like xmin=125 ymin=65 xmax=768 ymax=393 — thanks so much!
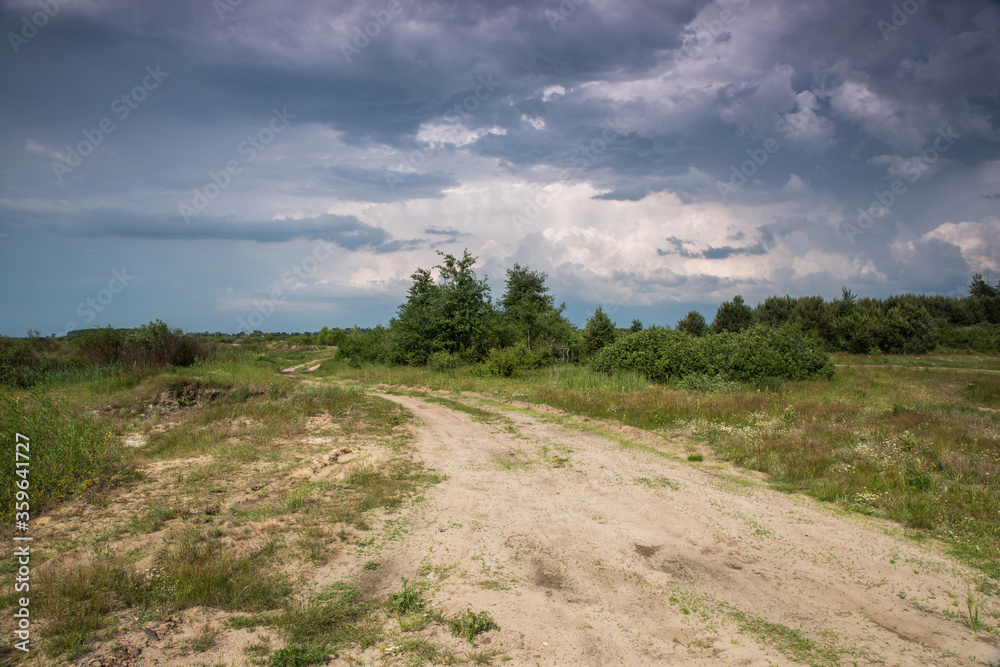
xmin=1 ymin=0 xmax=998 ymax=336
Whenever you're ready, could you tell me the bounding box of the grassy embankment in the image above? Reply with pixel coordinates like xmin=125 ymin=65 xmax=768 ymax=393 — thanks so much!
xmin=0 ymin=347 xmax=498 ymax=665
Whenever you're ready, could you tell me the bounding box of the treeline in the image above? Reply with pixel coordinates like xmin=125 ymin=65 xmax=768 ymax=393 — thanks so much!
xmin=332 ymin=254 xmax=1000 ymax=381
xmin=689 ymin=273 xmax=1000 ymax=355
xmin=1 ymin=321 xmax=205 ymax=388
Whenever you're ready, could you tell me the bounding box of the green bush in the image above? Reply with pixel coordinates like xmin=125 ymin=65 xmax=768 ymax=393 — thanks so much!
xmin=938 ymin=323 xmax=1000 ymax=352
xmin=591 ymin=326 xmax=833 ymax=384
xmin=483 ymin=343 xmax=548 ymax=378
xmin=428 ymin=351 xmax=461 ymax=372
xmin=335 ymin=326 xmax=401 ymax=366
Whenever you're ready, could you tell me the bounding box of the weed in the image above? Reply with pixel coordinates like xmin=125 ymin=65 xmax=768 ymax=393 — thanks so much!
xmin=386 ymin=578 xmax=426 ymax=615
xmin=448 ymin=610 xmax=499 ymax=643
xmin=687 ymin=453 xmax=704 ymax=462
xmin=269 ymin=644 xmax=331 ymax=666
xmin=364 ymin=560 xmax=379 ymax=570
xmin=188 ymin=622 xmax=219 ymax=653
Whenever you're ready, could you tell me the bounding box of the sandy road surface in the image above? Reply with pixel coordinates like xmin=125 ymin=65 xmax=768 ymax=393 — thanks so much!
xmin=365 ymin=392 xmax=1000 ymax=666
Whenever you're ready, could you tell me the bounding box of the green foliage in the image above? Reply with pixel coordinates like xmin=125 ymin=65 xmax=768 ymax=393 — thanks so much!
xmin=939 ymin=323 xmax=1000 ymax=352
xmin=629 ymin=319 xmax=643 ymax=333
xmin=0 ymin=333 xmax=73 ymax=387
xmin=483 ymin=343 xmax=548 ymax=378
xmin=712 ymin=295 xmax=753 ymax=333
xmin=75 ymin=321 xmax=203 ymax=369
xmin=0 ymin=393 xmax=125 ymax=521
xmin=584 ymin=307 xmax=617 ymax=352
xmin=676 ymin=310 xmax=707 ymax=337
xmin=385 ymin=578 xmax=426 ymax=614
xmin=269 ymin=645 xmax=332 ymax=667
xmin=448 ymin=610 xmax=499 ymax=643
xmin=499 ymin=264 xmax=572 ymax=354
xmin=391 ymin=250 xmax=494 ymax=364
xmin=316 ymin=326 xmax=346 ymax=347
xmin=335 ymin=326 xmax=401 ymax=366
xmin=591 ymin=326 xmax=834 ymax=384
xmin=428 ymin=350 xmax=461 ymax=372
xmin=835 ymin=299 xmax=939 ymax=354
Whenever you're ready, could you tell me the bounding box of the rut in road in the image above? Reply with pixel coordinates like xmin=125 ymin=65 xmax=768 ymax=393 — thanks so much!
xmin=367 ymin=391 xmax=1000 ymax=666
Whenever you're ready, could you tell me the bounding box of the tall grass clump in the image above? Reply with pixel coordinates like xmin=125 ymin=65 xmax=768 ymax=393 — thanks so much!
xmin=591 ymin=326 xmax=834 ymax=384
xmin=0 ymin=393 xmax=125 ymax=520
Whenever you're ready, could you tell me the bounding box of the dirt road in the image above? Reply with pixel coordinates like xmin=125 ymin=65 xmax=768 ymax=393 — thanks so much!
xmin=366 ymin=392 xmax=1000 ymax=665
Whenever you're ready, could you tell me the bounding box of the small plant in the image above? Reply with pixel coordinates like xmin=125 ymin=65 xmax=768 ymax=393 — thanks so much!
xmin=687 ymin=453 xmax=704 ymax=462
xmin=963 ymin=588 xmax=984 ymax=632
xmin=189 ymin=622 xmax=218 ymax=653
xmin=269 ymin=644 xmax=331 ymax=667
xmin=385 ymin=578 xmax=425 ymax=614
xmin=364 ymin=560 xmax=379 ymax=570
xmin=448 ymin=609 xmax=499 ymax=643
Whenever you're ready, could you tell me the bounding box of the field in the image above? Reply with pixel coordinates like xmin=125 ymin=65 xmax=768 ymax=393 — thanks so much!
xmin=1 ymin=347 xmax=999 ymax=666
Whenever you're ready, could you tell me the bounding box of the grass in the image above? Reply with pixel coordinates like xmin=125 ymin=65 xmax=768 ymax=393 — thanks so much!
xmin=0 ymin=392 xmax=127 ymax=522
xmin=730 ymin=610 xmax=842 ymax=666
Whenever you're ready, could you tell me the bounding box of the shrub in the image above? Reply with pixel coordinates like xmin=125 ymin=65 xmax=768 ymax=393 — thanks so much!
xmin=591 ymin=326 xmax=833 ymax=384
xmin=335 ymin=326 xmax=401 ymax=366
xmin=483 ymin=343 xmax=548 ymax=378
xmin=428 ymin=351 xmax=460 ymax=372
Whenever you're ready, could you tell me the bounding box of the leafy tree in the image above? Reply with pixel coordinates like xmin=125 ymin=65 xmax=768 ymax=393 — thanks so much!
xmin=970 ymin=273 xmax=1000 ymax=299
xmin=584 ymin=307 xmax=617 ymax=352
xmin=498 ymin=264 xmax=570 ymax=351
xmin=392 ymin=250 xmax=494 ymax=364
xmin=712 ymin=295 xmax=753 ymax=333
xmin=753 ymin=295 xmax=795 ymax=326
xmin=629 ymin=319 xmax=643 ymax=333
xmin=677 ymin=311 xmax=707 ymax=337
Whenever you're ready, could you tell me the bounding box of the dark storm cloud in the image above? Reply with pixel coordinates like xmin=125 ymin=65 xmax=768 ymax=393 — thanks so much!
xmin=2 ymin=0 xmax=999 ymax=335
xmin=0 ymin=200 xmax=412 ymax=251
xmin=305 ymin=165 xmax=457 ymax=202
xmin=656 ymin=236 xmax=768 ymax=260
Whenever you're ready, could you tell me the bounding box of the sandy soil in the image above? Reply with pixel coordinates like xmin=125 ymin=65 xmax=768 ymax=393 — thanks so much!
xmin=38 ymin=387 xmax=1000 ymax=666
xmin=353 ymin=392 xmax=1000 ymax=666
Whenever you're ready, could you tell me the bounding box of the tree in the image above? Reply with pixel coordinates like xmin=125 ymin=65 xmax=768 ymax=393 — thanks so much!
xmin=712 ymin=295 xmax=753 ymax=333
xmin=753 ymin=295 xmax=795 ymax=326
xmin=499 ymin=264 xmax=569 ymax=350
xmin=629 ymin=319 xmax=643 ymax=333
xmin=677 ymin=310 xmax=707 ymax=337
xmin=584 ymin=307 xmax=617 ymax=352
xmin=392 ymin=250 xmax=494 ymax=363
xmin=970 ymin=273 xmax=1000 ymax=299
